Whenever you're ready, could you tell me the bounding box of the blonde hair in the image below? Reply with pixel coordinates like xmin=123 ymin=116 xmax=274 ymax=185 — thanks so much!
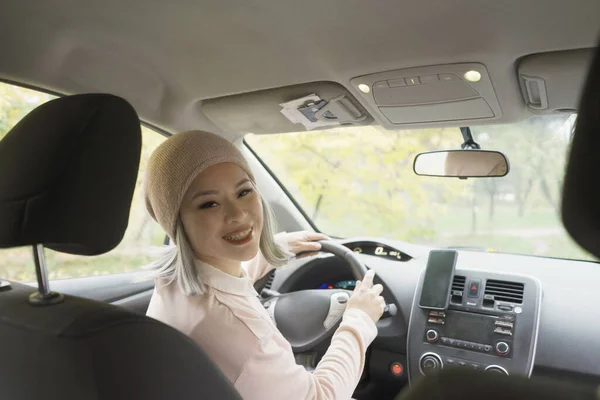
xmin=148 ymin=196 xmax=287 ymax=296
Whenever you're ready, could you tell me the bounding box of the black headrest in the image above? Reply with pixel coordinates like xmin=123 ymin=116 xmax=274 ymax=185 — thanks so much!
xmin=0 ymin=94 xmax=141 ymax=255
xmin=562 ymin=39 xmax=600 ymax=259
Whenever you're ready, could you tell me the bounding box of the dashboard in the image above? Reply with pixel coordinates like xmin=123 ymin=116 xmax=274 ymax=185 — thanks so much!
xmin=265 ymin=237 xmax=600 ymax=396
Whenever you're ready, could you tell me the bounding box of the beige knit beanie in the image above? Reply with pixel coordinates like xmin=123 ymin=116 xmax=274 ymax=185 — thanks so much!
xmin=144 ymin=130 xmax=256 ymax=242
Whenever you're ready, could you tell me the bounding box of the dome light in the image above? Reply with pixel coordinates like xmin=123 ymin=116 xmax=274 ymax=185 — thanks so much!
xmin=358 ymin=84 xmax=371 ymax=93
xmin=464 ymin=70 xmax=482 ymax=82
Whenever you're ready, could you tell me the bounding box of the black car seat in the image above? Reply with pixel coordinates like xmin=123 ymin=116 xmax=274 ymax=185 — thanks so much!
xmin=562 ymin=37 xmax=600 ymax=259
xmin=0 ymin=94 xmax=242 ymax=400
xmin=395 ymin=38 xmax=600 ymax=400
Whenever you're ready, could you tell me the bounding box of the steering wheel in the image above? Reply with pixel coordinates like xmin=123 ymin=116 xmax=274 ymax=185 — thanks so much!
xmin=262 ymin=240 xmax=369 ymax=352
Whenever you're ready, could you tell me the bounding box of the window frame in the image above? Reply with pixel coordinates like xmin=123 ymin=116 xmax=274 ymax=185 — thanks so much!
xmin=0 ymin=78 xmax=172 ymax=138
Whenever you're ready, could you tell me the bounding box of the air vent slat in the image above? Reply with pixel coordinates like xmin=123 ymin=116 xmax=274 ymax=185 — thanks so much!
xmin=451 ymin=275 xmax=466 ymax=291
xmin=487 ymin=292 xmax=523 ymax=297
xmin=487 ymin=282 xmax=523 ymax=289
xmin=486 ymin=293 xmax=523 ymax=300
xmin=486 ymin=285 xmax=524 ymax=293
xmin=264 ymin=270 xmax=275 ymax=290
xmin=484 ymin=279 xmax=524 ymax=304
xmin=450 ymin=275 xmax=466 ymax=303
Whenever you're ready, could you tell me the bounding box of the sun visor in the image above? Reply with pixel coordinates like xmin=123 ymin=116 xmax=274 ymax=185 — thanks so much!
xmin=517 ymin=48 xmax=594 ymax=113
xmin=201 ymin=81 xmax=373 ymax=134
xmin=350 ymin=63 xmax=502 ymax=127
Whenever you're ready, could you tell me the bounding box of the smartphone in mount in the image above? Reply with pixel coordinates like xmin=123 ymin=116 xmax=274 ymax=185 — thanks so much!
xmin=418 ymin=250 xmax=458 ymax=310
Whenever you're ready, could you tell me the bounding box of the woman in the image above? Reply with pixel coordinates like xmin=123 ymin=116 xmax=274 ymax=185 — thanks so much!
xmin=144 ymin=130 xmax=385 ymax=400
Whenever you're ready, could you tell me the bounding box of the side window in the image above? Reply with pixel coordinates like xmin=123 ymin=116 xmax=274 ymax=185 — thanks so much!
xmin=0 ymin=81 xmax=166 ymax=282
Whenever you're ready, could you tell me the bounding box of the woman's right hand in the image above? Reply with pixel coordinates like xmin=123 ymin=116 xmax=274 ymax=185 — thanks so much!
xmin=346 ymin=269 xmax=385 ymax=324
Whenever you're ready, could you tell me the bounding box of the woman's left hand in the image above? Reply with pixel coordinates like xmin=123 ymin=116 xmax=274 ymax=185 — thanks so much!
xmin=282 ymin=231 xmax=331 ymax=259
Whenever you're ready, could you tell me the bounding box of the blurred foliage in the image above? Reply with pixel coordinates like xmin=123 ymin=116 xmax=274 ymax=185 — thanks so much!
xmin=0 ymin=82 xmax=166 ymax=282
xmin=248 ymin=126 xmax=466 ymax=242
xmin=247 ymin=115 xmax=595 ymax=262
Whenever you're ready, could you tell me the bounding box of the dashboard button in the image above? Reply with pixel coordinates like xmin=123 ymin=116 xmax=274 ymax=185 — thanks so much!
xmin=429 ymin=310 xmax=445 ymax=317
xmin=440 ymin=73 xmax=458 ymax=81
xmin=441 ymin=337 xmax=450 ymax=345
xmin=426 ymin=329 xmax=439 ymax=343
xmin=406 ymin=76 xmax=420 ymax=85
xmin=373 ymin=81 xmax=389 ymax=89
xmin=468 ymin=280 xmax=481 ymax=298
xmin=494 ymin=327 xmax=513 ymax=336
xmin=495 ymin=320 xmax=514 ymax=328
xmin=387 ymin=78 xmax=406 ymax=87
xmin=484 ymin=345 xmax=492 ymax=352
xmin=514 ymin=307 xmax=523 ymax=314
xmin=390 ymin=362 xmax=404 ymax=376
xmin=471 ymin=364 xmax=480 ymax=370
xmin=476 ymin=344 xmax=485 ymax=352
xmin=445 ymin=358 xmax=455 ymax=365
xmin=419 ymin=353 xmax=443 ymax=376
xmin=459 ymin=361 xmax=467 ymax=367
xmin=419 ymin=74 xmax=439 ymax=84
xmin=428 ymin=317 xmax=444 ymax=324
xmin=496 ymin=341 xmax=510 ymax=356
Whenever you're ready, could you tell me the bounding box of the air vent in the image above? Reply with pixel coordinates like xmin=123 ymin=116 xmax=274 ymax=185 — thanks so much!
xmin=450 ymin=275 xmax=466 ymax=303
xmin=484 ymin=279 xmax=524 ymax=304
xmin=264 ymin=270 xmax=276 ymax=290
xmin=452 ymin=275 xmax=466 ymax=292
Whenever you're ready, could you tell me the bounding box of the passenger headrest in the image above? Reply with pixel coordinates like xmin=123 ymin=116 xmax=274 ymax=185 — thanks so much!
xmin=0 ymin=94 xmax=141 ymax=255
xmin=562 ymin=38 xmax=600 ymax=259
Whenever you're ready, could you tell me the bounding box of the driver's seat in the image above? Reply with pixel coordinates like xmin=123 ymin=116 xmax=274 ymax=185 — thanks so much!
xmin=0 ymin=94 xmax=241 ymax=400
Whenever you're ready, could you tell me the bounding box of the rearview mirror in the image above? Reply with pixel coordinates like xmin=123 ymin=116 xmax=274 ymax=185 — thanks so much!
xmin=413 ymin=150 xmax=509 ymax=178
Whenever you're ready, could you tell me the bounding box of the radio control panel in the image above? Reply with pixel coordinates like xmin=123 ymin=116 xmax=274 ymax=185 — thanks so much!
xmin=407 ymin=269 xmax=541 ymax=383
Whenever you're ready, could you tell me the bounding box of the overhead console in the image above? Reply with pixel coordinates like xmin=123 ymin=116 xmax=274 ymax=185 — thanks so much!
xmin=407 ymin=266 xmax=541 ymax=384
xmin=350 ymin=63 xmax=502 ymax=127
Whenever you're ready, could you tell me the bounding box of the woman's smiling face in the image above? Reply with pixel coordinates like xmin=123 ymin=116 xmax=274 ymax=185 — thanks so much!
xmin=179 ymin=162 xmax=263 ymax=271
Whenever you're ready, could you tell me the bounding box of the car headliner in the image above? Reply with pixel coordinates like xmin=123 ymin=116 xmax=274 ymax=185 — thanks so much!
xmin=0 ymin=0 xmax=599 ymax=139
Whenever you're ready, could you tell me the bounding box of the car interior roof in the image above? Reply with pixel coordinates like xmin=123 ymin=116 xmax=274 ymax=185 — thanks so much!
xmin=1 ymin=0 xmax=599 ymax=139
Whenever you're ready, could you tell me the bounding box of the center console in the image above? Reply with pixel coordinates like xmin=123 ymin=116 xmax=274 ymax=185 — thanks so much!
xmin=407 ymin=268 xmax=541 ymax=382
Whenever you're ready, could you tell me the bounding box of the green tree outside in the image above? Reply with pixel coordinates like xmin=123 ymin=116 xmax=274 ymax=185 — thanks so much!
xmin=247 ymin=115 xmax=593 ymax=262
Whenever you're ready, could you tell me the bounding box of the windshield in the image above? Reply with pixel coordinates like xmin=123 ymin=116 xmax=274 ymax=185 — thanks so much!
xmin=245 ymin=114 xmax=594 ymax=261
